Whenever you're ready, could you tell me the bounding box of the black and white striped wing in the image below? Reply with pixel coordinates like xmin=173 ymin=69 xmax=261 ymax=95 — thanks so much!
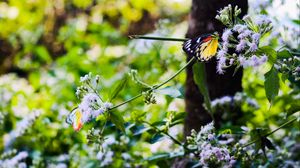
xmin=182 ymin=37 xmax=203 ymax=59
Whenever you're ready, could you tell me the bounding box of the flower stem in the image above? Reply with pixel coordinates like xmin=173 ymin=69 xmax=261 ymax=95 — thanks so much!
xmin=143 ymin=120 xmax=187 ymax=150
xmin=129 ymin=35 xmax=188 ymax=42
xmin=290 ymin=51 xmax=300 ymax=56
xmin=109 ymin=57 xmax=196 ymax=111
xmin=242 ymin=116 xmax=298 ymax=148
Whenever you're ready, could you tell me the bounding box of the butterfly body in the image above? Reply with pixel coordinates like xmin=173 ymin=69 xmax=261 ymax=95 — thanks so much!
xmin=183 ymin=33 xmax=219 ymax=61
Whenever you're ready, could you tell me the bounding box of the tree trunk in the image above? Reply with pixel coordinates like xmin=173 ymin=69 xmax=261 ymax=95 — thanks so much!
xmin=184 ymin=0 xmax=248 ymax=135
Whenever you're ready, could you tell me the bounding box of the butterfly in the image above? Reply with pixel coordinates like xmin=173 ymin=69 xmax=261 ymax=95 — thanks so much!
xmin=182 ymin=33 xmax=219 ymax=61
xmin=66 ymin=107 xmax=83 ymax=131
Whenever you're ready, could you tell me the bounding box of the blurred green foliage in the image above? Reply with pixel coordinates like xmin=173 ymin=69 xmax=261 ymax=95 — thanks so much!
xmin=0 ymin=0 xmax=191 ymax=167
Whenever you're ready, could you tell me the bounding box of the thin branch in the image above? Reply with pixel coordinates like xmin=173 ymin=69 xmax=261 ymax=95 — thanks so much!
xmin=242 ymin=116 xmax=298 ymax=148
xmin=129 ymin=35 xmax=188 ymax=42
xmin=143 ymin=121 xmax=185 ymax=149
xmin=290 ymin=51 xmax=300 ymax=56
xmin=109 ymin=57 xmax=196 ymax=111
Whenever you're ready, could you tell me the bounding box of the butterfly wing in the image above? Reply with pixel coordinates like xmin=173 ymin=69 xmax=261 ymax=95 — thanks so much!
xmin=182 ymin=36 xmax=203 ymax=57
xmin=183 ymin=34 xmax=218 ymax=61
xmin=198 ymin=37 xmax=218 ymax=61
xmin=66 ymin=107 xmax=83 ymax=131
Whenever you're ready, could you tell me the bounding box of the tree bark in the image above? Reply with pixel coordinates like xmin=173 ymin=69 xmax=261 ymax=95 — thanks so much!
xmin=184 ymin=0 xmax=248 ymax=135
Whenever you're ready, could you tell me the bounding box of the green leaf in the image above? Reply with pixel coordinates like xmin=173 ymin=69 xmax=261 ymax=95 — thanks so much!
xmin=131 ymin=125 xmax=151 ymax=135
xmin=192 ymin=62 xmax=212 ymax=112
xmin=218 ymin=126 xmax=244 ymax=134
xmin=258 ymin=46 xmax=277 ymax=65
xmin=218 ymin=128 xmax=232 ymax=134
xmin=281 ymin=73 xmax=289 ymax=82
xmin=146 ymin=153 xmax=170 ymax=161
xmin=34 ymin=46 xmax=52 ymax=63
xmin=110 ymin=111 xmax=125 ymax=132
xmin=109 ymin=75 xmax=128 ymax=101
xmin=277 ymin=49 xmax=292 ymax=59
xmin=286 ymin=103 xmax=300 ymax=117
xmin=155 ymin=86 xmax=183 ymax=98
xmin=150 ymin=133 xmax=164 ymax=144
xmin=151 ymin=121 xmax=167 ymax=126
xmin=292 ymin=19 xmax=300 ymax=25
xmin=130 ymin=111 xmax=147 ymax=123
xmin=171 ymin=111 xmax=186 ymax=124
xmin=264 ymin=67 xmax=279 ymax=103
xmin=250 ymin=128 xmax=268 ymax=153
xmin=264 ymin=137 xmax=275 ymax=150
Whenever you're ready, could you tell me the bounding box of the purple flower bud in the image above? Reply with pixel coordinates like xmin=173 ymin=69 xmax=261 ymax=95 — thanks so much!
xmin=217 ymin=63 xmax=225 ymax=74
xmin=238 ymin=55 xmax=250 ymax=67
xmin=248 ymin=42 xmax=258 ymax=52
xmin=217 ymin=50 xmax=227 ymax=58
xmin=229 ymin=58 xmax=235 ymax=65
xmin=222 ymin=41 xmax=230 ymax=52
xmin=233 ymin=24 xmax=247 ymax=33
xmin=251 ymin=55 xmax=260 ymax=66
xmin=255 ymin=15 xmax=271 ymax=26
xmin=236 ymin=40 xmax=247 ymax=52
xmin=222 ymin=29 xmax=232 ymax=42
xmin=237 ymin=30 xmax=252 ymax=39
xmin=207 ymin=134 xmax=214 ymax=141
xmin=260 ymin=54 xmax=268 ymax=64
xmin=252 ymin=33 xmax=261 ymax=42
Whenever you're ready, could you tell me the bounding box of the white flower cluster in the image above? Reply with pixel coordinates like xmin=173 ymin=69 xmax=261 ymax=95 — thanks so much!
xmin=199 ymin=143 xmax=235 ymax=168
xmin=96 ymin=150 xmax=114 ymax=167
xmin=250 ymin=0 xmax=269 ymax=10
xmin=94 ymin=134 xmax=133 ymax=167
xmin=187 ymin=122 xmax=236 ymax=167
xmin=78 ymin=93 xmax=112 ymax=123
xmin=0 ymin=151 xmax=28 ymax=168
xmin=215 ymin=5 xmax=272 ymax=74
xmin=275 ymin=56 xmax=300 ymax=81
xmin=210 ymin=92 xmax=259 ymax=110
xmin=75 ymin=73 xmax=113 ymax=124
xmin=4 ymin=110 xmax=41 ymax=149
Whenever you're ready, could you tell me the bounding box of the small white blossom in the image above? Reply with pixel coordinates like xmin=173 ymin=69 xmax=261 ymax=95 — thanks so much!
xmin=82 ymin=93 xmax=99 ymax=104
xmin=97 ymin=151 xmax=114 ymax=166
xmin=0 ymin=151 xmax=28 ymax=168
xmin=242 ymin=14 xmax=251 ymax=21
xmin=4 ymin=111 xmax=41 ymax=149
xmin=121 ymin=153 xmax=131 ymax=160
xmin=92 ymin=108 xmax=105 ymax=118
xmin=80 ymin=73 xmax=91 ymax=83
xmin=199 ymin=122 xmax=214 ymax=135
xmin=103 ymin=102 xmax=113 ymax=109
